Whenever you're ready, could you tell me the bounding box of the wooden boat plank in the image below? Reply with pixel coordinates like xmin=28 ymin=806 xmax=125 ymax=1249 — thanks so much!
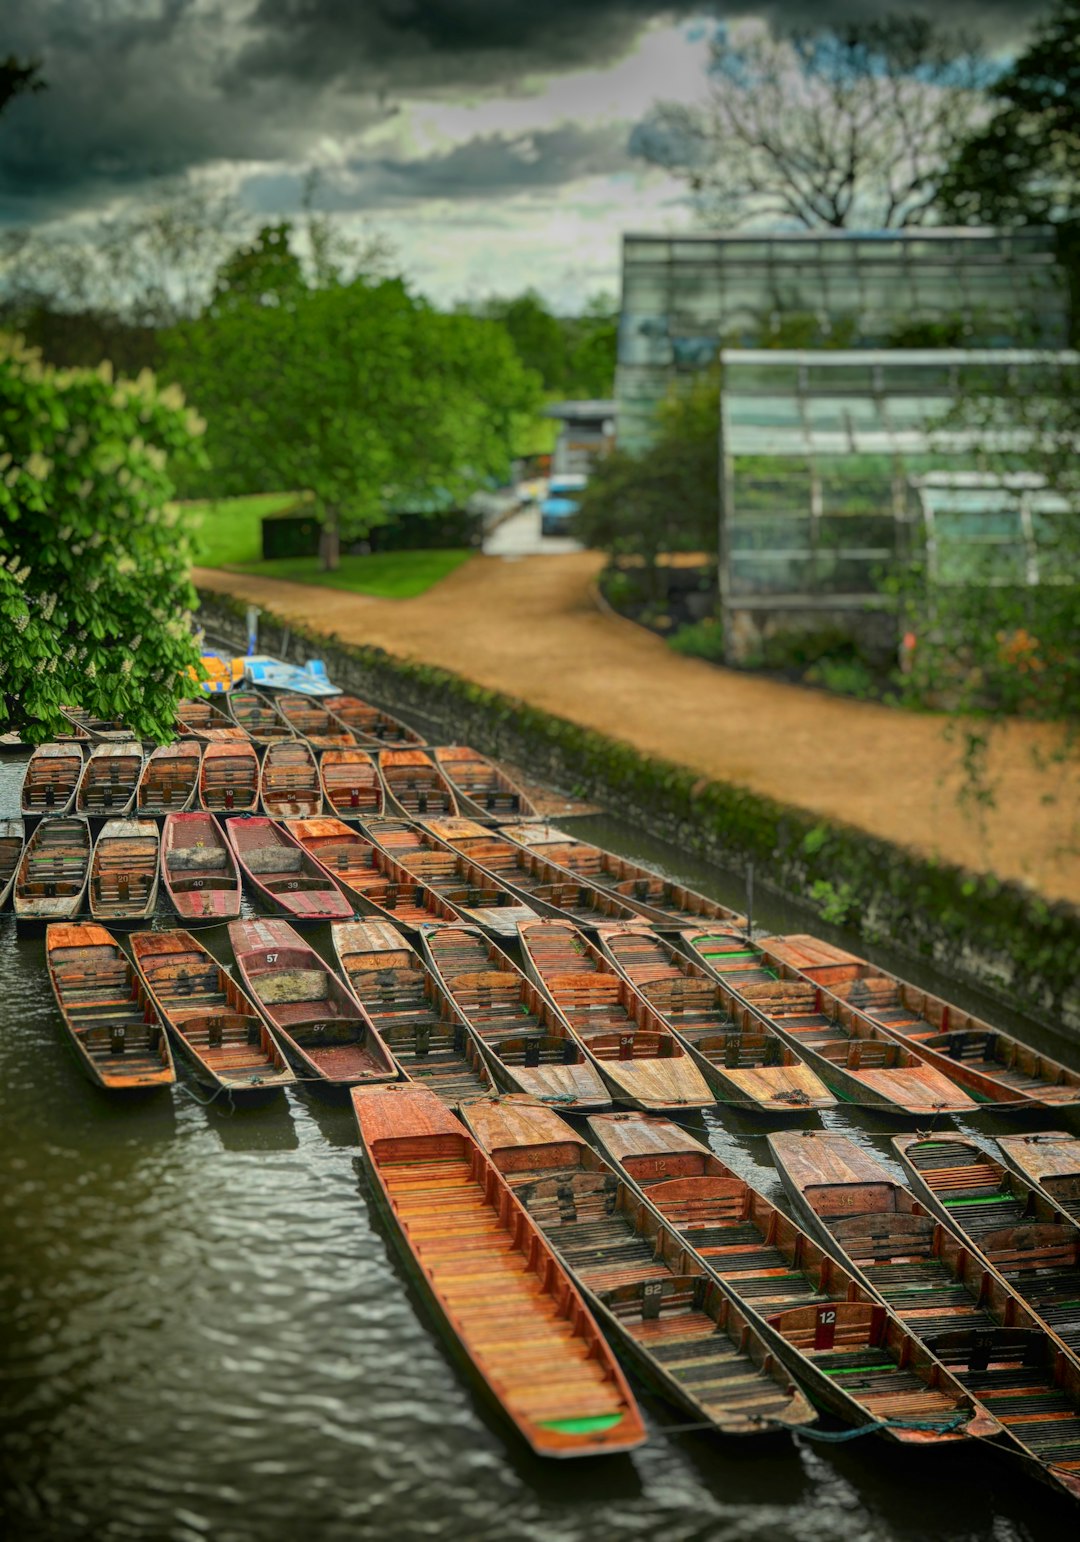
xmin=162 ymin=811 xmax=242 ymax=920
xmin=21 ymin=742 xmax=86 ymax=817
xmin=226 ymin=815 xmax=352 ymax=920
xmin=0 ymin=818 xmax=26 ymax=909
xmin=322 ymin=693 xmax=425 ymax=747
xmin=89 ymin=818 xmax=160 ymax=922
xmin=433 ymin=746 xmax=539 ymax=822
xmin=198 ymin=741 xmax=260 ymax=814
xmin=14 ymin=817 xmax=93 ymax=921
xmin=46 ymin=922 xmax=175 ymax=1090
xmin=137 ymin=742 xmax=201 ymax=816
xmin=354 ymin=1083 xmax=645 ymax=1458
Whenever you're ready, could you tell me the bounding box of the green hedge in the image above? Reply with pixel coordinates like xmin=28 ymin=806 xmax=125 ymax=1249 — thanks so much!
xmin=198 ymin=587 xmax=1080 ymax=1038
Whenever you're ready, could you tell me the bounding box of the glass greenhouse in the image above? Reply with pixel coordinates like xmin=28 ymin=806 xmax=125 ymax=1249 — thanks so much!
xmin=617 ymin=228 xmax=1069 ymax=452
xmin=718 ymin=350 xmax=1079 ymax=617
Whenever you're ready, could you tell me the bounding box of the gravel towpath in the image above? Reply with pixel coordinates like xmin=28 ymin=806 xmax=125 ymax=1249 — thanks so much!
xmin=195 ymin=555 xmax=1079 ymax=905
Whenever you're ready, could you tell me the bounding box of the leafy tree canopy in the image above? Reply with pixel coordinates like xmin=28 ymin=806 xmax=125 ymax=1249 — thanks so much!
xmin=467 ymin=289 xmax=617 ymax=399
xmin=0 ymin=337 xmax=206 ymax=743
xmin=633 ymin=16 xmax=989 ymax=228
xmin=939 ymin=0 xmax=1080 ymax=225
xmin=163 ymin=227 xmax=542 ymax=566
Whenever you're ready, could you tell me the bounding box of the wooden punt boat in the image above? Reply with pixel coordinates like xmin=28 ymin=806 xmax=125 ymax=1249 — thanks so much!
xmin=162 ymin=812 xmax=242 ymax=921
xmin=420 ymin=818 xmax=644 ymax=926
xmin=682 ymin=935 xmax=976 ymax=1116
xmin=14 ymin=817 xmax=92 ymax=922
xmin=581 ymin=1111 xmax=996 ymax=1448
xmin=332 ymin=921 xmax=495 ymax=1107
xmin=379 ymin=749 xmax=459 ymax=819
xmin=21 ymin=742 xmax=85 ymax=817
xmin=352 ymin=1082 xmax=646 ymax=1458
xmin=60 ymin=706 xmax=134 ymax=742
xmin=136 ymin=742 xmax=201 ymax=816
xmin=421 ymin=924 xmax=610 ymax=1110
xmin=762 ymin=935 xmax=1080 ymax=1111
xmin=432 ymin=746 xmax=538 ymax=822
xmin=461 ymin=1096 xmax=814 ymax=1439
xmin=0 ymin=819 xmax=25 ymax=909
xmin=259 ymin=740 xmax=323 ymax=819
xmin=319 ymin=748 xmax=382 ymax=819
xmin=130 ymin=929 xmax=295 ymax=1097
xmin=229 ymin=917 xmax=398 ymax=1087
xmin=499 ymin=822 xmax=744 ymax=930
xmin=590 ymin=1112 xmax=867 ymax=1316
xmin=322 ymin=693 xmax=425 ymax=748
xmin=893 ymin=1135 xmax=1080 ymax=1361
xmin=75 ymin=742 xmax=142 ymax=818
xmin=226 ymin=816 xmax=352 ymax=921
xmin=998 ymin=1133 xmax=1080 ymax=1223
xmin=199 ymin=727 xmax=253 ymax=744
xmin=175 ymin=696 xmax=235 ymax=739
xmin=595 ymin=923 xmax=835 ymax=1113
xmin=89 ymin=819 xmax=160 ymax=923
xmin=769 ymin=1130 xmax=1080 ymax=1499
xmin=517 ymin=919 xmax=715 ymax=1113
xmin=45 ymin=922 xmax=175 ymax=1091
xmin=198 ymin=740 xmax=259 ymax=814
xmin=275 ymin=694 xmax=355 ymax=748
xmin=679 ymin=927 xmax=786 ymax=990
xmin=284 ymin=817 xmax=468 ymax=929
xmin=226 ymin=690 xmax=295 ymax=749
xmin=357 ymin=817 xmax=538 ymax=938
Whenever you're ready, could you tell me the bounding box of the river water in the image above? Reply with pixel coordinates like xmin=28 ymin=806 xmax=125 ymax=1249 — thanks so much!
xmin=1 ymin=748 xmax=1077 ymax=1542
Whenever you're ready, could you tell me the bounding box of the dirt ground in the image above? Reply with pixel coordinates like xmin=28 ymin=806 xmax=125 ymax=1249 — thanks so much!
xmin=195 ymin=554 xmax=1080 ymax=905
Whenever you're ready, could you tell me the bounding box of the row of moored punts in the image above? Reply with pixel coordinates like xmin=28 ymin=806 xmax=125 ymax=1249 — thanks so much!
xmin=8 ymin=669 xmax=1080 ymax=1485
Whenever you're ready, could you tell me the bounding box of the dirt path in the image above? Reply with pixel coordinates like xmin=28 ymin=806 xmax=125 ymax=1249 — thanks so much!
xmin=195 ymin=556 xmax=1080 ymax=905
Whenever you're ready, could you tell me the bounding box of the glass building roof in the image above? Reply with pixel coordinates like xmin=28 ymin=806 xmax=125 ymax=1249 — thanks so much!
xmin=617 ymin=228 xmax=1070 ymax=453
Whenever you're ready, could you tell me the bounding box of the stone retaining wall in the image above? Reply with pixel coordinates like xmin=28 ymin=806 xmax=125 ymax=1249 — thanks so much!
xmin=198 ymin=586 xmax=1080 ymax=1038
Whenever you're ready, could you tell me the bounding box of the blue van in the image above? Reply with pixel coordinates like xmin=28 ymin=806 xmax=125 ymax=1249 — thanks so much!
xmin=539 ymin=474 xmax=587 ymax=537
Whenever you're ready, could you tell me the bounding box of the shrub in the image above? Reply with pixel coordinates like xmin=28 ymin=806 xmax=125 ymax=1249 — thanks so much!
xmin=668 ymin=618 xmax=726 ymax=661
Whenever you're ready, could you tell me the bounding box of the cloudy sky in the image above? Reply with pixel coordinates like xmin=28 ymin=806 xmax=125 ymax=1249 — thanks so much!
xmin=1 ymin=1 xmax=1048 ymax=309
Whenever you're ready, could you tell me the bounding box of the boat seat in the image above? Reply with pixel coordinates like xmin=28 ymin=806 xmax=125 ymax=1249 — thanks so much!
xmin=256 ymin=969 xmax=328 ymax=1005
xmin=244 ymin=846 xmax=304 ymax=875
xmin=168 ymin=846 xmax=227 ymax=871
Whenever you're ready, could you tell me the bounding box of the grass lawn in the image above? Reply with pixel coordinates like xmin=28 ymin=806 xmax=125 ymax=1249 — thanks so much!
xmin=183 ymin=492 xmax=304 ymax=567
xmin=233 ymin=550 xmax=474 ymax=599
xmin=184 ymin=492 xmax=474 ymax=598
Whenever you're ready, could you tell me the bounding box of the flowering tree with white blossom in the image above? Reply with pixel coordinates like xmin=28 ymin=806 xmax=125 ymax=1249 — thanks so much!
xmin=0 ymin=336 xmax=206 ymax=743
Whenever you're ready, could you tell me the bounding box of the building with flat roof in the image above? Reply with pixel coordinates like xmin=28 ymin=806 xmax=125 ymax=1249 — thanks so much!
xmin=543 ymin=399 xmax=617 ymax=477
xmin=617 ymin=228 xmax=1069 ymax=452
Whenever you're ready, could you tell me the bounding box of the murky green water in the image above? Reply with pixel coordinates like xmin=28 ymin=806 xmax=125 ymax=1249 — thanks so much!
xmin=1 ymin=749 xmax=1077 ymax=1542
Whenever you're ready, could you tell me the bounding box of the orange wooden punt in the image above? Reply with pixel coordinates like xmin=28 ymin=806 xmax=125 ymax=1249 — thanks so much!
xmin=419 ymin=817 xmax=644 ymax=926
xmin=679 ymin=931 xmax=978 ymax=1117
xmin=997 ymin=1132 xmax=1080 ymax=1223
xmin=14 ymin=817 xmax=92 ymax=922
xmin=162 ymin=811 xmax=242 ymax=920
xmin=227 ymin=690 xmax=295 ymax=749
xmin=762 ymin=933 xmax=1080 ymax=1111
xmin=136 ymin=742 xmax=201 ymax=816
xmin=360 ymin=816 xmax=540 ymax=938
xmin=319 ymin=748 xmax=382 ymax=819
xmin=330 ymin=921 xmax=495 ymax=1107
xmin=500 ymin=822 xmax=744 ymax=930
xmin=283 ymin=817 xmax=467 ymax=929
xmin=322 ymin=693 xmax=425 ymax=747
xmin=378 ymin=749 xmax=459 ymax=819
xmin=75 ymin=742 xmax=143 ymax=818
xmin=432 ymin=746 xmax=538 ymax=822
xmin=89 ymin=818 xmax=160 ymax=923
xmin=198 ymin=740 xmax=260 ymax=814
xmin=892 ymin=1134 xmax=1080 ymax=1362
xmin=21 ymin=742 xmax=85 ymax=817
xmin=462 ymin=1096 xmax=816 ymax=1439
xmin=595 ymin=922 xmax=835 ymax=1113
xmin=45 ymin=921 xmax=175 ymax=1091
xmin=0 ymin=818 xmax=24 ymax=909
xmin=421 ymin=924 xmax=611 ymax=1110
xmin=229 ymin=916 xmax=398 ymax=1088
xmin=259 ymin=740 xmax=323 ymax=819
xmin=131 ymin=929 xmax=295 ymax=1097
xmin=517 ymin=918 xmax=714 ymax=1113
xmin=175 ymin=696 xmax=235 ymax=739
xmin=59 ymin=706 xmax=133 ymax=742
xmin=274 ymin=694 xmax=355 ymax=748
xmin=352 ymin=1081 xmax=646 ymax=1458
xmin=768 ymin=1130 xmax=1080 ymax=1497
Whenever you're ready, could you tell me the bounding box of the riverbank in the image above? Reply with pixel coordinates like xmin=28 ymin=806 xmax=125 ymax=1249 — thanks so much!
xmin=195 ymin=577 xmax=1080 ymax=1036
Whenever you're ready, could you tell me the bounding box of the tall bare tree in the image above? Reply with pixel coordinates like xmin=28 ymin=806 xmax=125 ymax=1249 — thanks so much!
xmin=633 ymin=17 xmax=990 ymax=229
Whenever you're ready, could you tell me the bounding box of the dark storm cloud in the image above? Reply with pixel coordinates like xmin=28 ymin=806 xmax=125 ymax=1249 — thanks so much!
xmin=242 ymin=123 xmax=633 ymax=213
xmin=0 ymin=0 xmax=1052 ymax=224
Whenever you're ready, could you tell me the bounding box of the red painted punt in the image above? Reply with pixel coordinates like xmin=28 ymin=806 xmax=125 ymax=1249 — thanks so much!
xmin=162 ymin=811 xmax=242 ymax=920
xmin=226 ymin=816 xmax=352 ymax=921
